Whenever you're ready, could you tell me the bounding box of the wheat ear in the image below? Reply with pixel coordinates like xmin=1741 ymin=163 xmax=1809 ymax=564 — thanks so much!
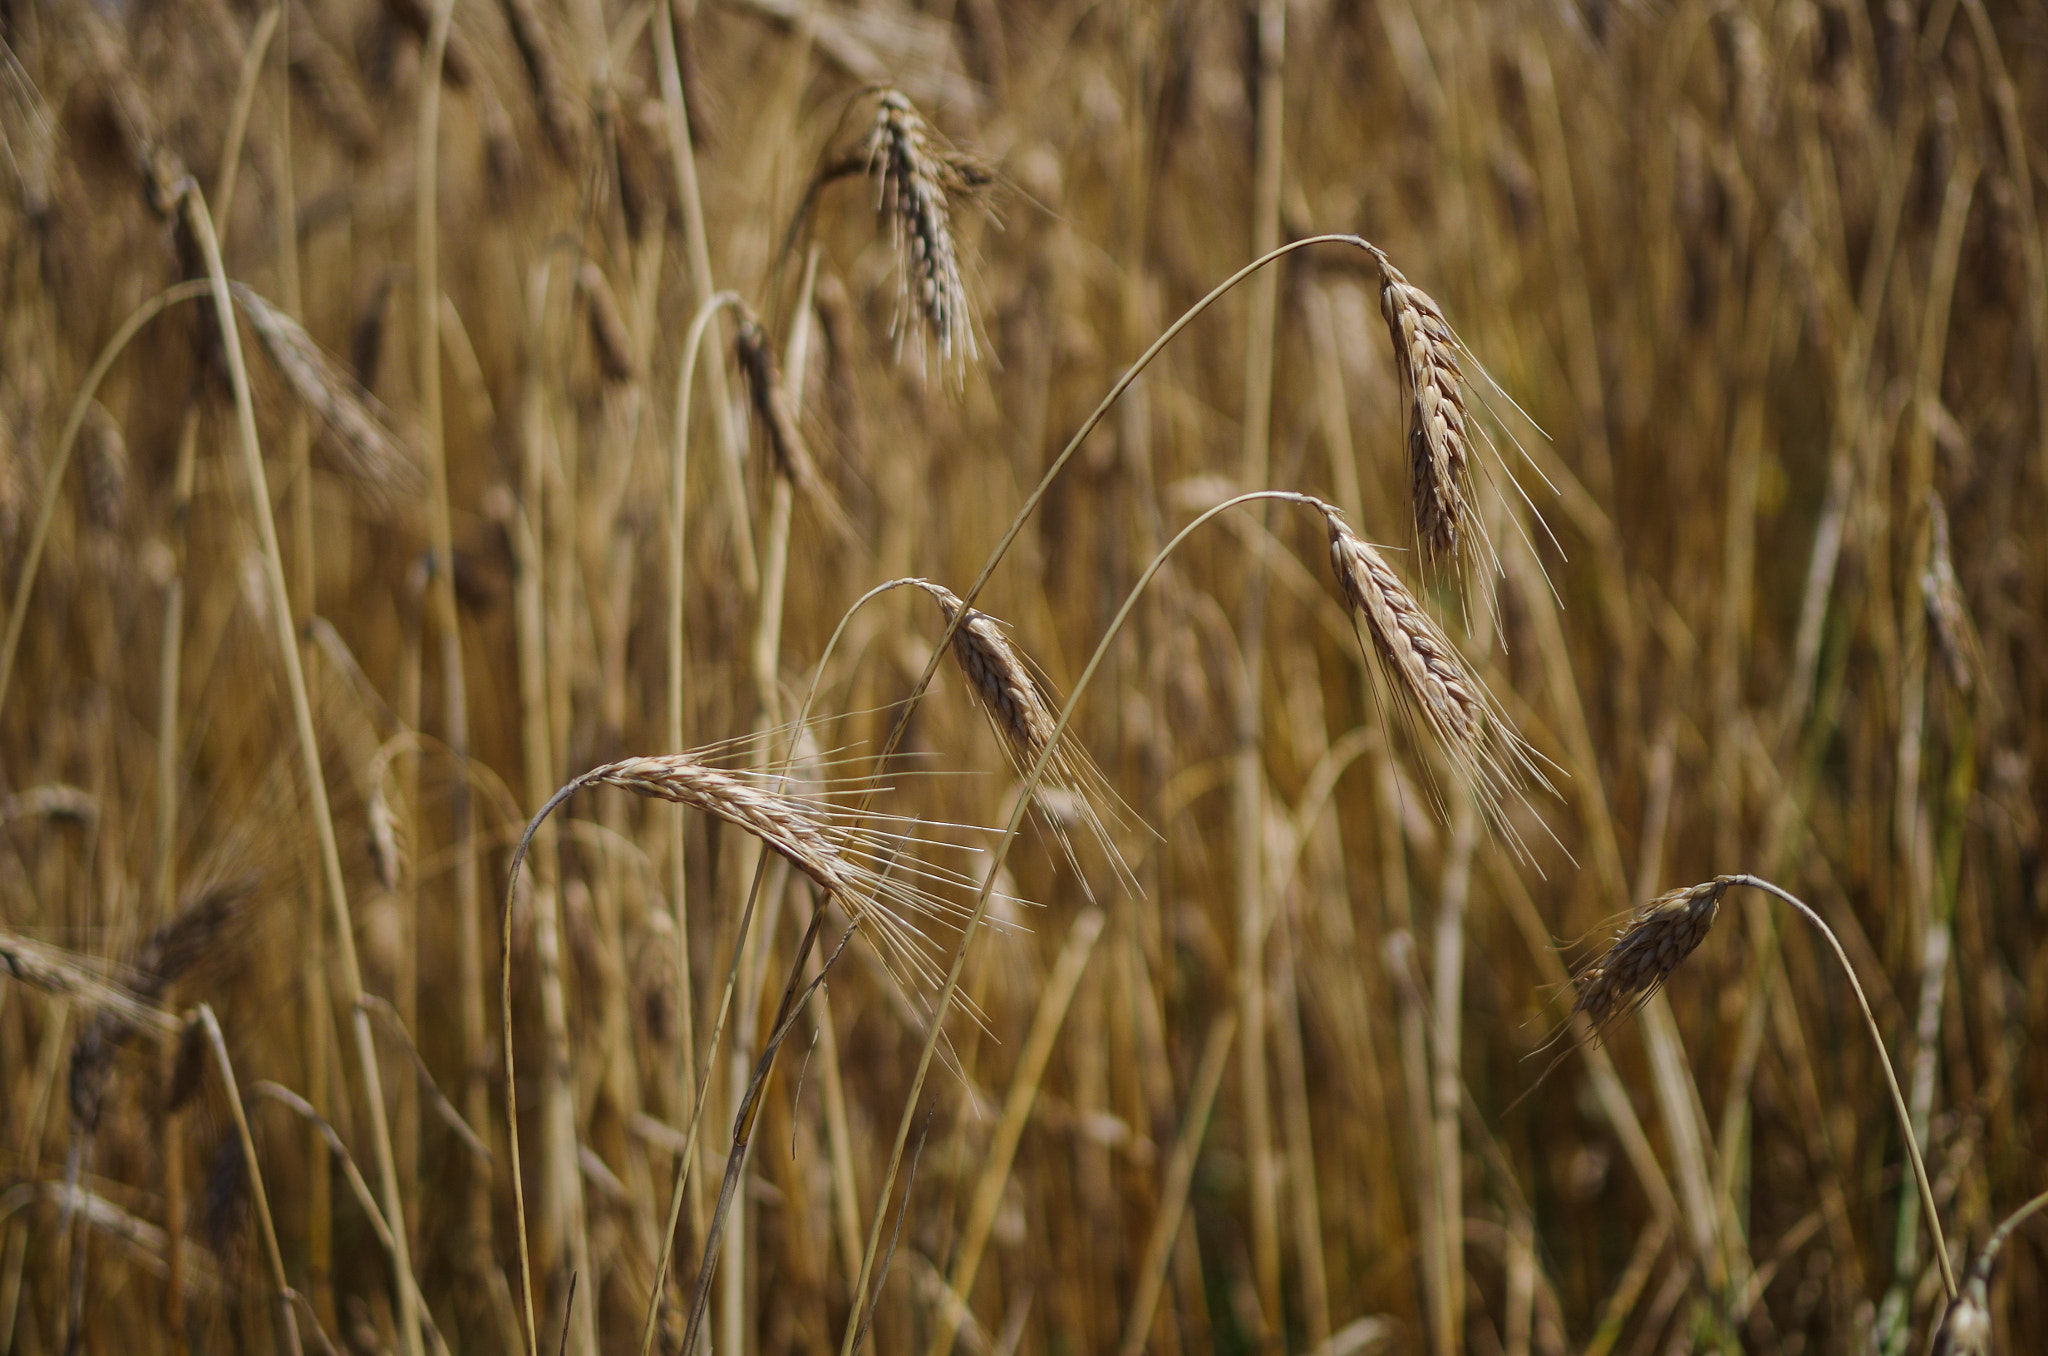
xmin=1571 ymin=877 xmax=1734 ymax=1031
xmin=229 ymin=282 xmax=422 ymax=499
xmin=734 ymin=306 xmax=856 ymax=543
xmin=1312 ymin=499 xmax=1547 ymax=856
xmin=911 ymin=580 xmax=1139 ymax=896
xmin=1365 ymin=248 xmax=1473 ymax=569
xmin=863 ymin=87 xmax=977 ymax=369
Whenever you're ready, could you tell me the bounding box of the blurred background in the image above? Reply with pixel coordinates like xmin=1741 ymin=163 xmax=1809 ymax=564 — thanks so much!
xmin=0 ymin=0 xmax=2042 ymax=1352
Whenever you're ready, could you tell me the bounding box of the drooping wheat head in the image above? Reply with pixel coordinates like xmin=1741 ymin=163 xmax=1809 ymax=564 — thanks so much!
xmin=1365 ymin=248 xmax=1487 ymax=580
xmin=911 ymin=580 xmax=1139 ymax=897
xmin=575 ymin=261 xmax=639 ymax=383
xmin=862 ymin=88 xmax=979 ymax=370
xmin=1313 ymin=500 xmax=1547 ymax=854
xmin=734 ymin=307 xmax=856 ymax=542
xmin=230 ymin=283 xmax=422 ymax=501
xmin=564 ymin=752 xmax=1002 ymax=991
xmin=1571 ymin=876 xmax=1734 ymax=1033
xmin=60 ymin=878 xmax=254 ymax=1132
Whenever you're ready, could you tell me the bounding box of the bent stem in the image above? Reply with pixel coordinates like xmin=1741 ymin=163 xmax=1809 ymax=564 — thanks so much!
xmin=837 ymin=491 xmax=1325 ymax=1353
xmin=0 ymin=279 xmax=212 ymax=716
xmin=652 ymin=289 xmax=744 ymax=1329
xmin=1729 ymin=874 xmax=1956 ymax=1300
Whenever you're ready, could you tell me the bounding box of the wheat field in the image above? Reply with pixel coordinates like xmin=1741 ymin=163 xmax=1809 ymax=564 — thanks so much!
xmin=0 ymin=2 xmax=2043 ymax=1353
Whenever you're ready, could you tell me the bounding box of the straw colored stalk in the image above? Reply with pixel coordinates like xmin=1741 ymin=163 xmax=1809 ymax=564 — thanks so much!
xmin=1927 ymin=1188 xmax=2048 ymax=1355
xmin=1314 ymin=500 xmax=1545 ymax=853
xmin=862 ymin=87 xmax=978 ymax=368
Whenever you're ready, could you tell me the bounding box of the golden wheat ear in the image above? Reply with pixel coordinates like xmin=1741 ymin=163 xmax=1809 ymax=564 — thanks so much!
xmin=861 ymin=88 xmax=981 ymax=375
xmin=912 ymin=580 xmax=1146 ymax=899
xmin=1310 ymin=499 xmax=1554 ymax=860
xmin=518 ymin=745 xmax=1019 ymax=998
xmin=1361 ymin=246 xmax=1559 ymax=613
xmin=229 ymin=283 xmax=423 ymax=503
xmin=1371 ymin=253 xmax=1471 ymax=572
xmin=1570 ymin=877 xmax=1733 ymax=1035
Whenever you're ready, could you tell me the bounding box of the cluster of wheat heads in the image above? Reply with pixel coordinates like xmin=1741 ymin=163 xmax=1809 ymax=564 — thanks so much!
xmin=3 ymin=4 xmax=2044 ymax=1355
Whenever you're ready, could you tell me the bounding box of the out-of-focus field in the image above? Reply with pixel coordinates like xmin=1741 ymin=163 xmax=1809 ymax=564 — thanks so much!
xmin=1 ymin=1 xmax=2043 ymax=1353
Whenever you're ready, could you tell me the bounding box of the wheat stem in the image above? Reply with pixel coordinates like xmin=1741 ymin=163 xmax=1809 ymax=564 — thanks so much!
xmin=655 ymin=0 xmax=754 ymax=594
xmin=640 ymin=287 xmax=744 ymax=1356
xmin=194 ymin=1006 xmax=304 ymax=1356
xmin=183 ymin=182 xmax=424 ymax=1356
xmin=1237 ymin=7 xmax=1286 ymax=1335
xmin=1114 ymin=1013 xmax=1238 ymax=1356
xmin=1728 ymin=875 xmax=1955 ymax=1299
xmin=926 ymin=907 xmax=1104 ymax=1356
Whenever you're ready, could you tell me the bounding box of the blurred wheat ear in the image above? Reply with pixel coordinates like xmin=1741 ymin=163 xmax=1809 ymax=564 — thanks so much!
xmin=860 ymin=87 xmax=983 ymax=372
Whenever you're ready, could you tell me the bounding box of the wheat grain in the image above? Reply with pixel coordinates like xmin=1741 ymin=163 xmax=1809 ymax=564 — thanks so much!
xmin=914 ymin=582 xmax=1057 ymax=767
xmin=1366 ymin=249 xmax=1474 ymax=574
xmin=575 ymin=262 xmax=639 ymax=383
xmin=546 ymin=751 xmax=1000 ymax=995
xmin=734 ymin=308 xmax=855 ymax=541
xmin=585 ymin=754 xmax=855 ymax=895
xmin=0 ymin=933 xmax=174 ymax=1036
xmin=497 ymin=0 xmax=582 ymax=161
xmin=286 ymin=21 xmax=378 ymax=156
xmin=912 ymin=580 xmax=1139 ymax=896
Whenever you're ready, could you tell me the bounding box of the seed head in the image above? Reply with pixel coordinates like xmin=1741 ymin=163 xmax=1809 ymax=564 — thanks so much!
xmin=863 ymin=88 xmax=978 ymax=370
xmin=1370 ymin=251 xmax=1475 ymax=576
xmin=1573 ymin=877 xmax=1734 ymax=1031
xmin=1314 ymin=500 xmax=1547 ymax=855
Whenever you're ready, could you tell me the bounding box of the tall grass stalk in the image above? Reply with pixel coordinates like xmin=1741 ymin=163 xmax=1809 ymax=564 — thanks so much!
xmin=183 ymin=181 xmax=427 ymax=1356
